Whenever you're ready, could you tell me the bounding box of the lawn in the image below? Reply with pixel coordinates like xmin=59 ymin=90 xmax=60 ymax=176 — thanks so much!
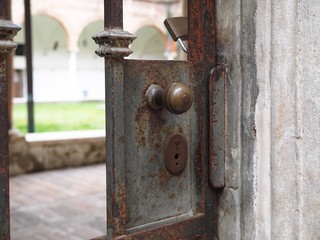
xmin=13 ymin=101 xmax=105 ymax=134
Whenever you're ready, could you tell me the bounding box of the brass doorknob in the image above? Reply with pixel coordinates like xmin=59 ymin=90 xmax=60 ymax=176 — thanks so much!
xmin=146 ymin=82 xmax=193 ymax=114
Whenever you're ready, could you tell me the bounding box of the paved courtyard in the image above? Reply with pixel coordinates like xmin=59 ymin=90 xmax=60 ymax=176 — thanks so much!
xmin=10 ymin=164 xmax=106 ymax=240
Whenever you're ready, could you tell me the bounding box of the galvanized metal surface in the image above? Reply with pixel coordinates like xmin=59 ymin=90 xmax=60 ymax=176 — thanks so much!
xmin=0 ymin=16 xmax=20 ymax=240
xmin=209 ymin=66 xmax=226 ymax=188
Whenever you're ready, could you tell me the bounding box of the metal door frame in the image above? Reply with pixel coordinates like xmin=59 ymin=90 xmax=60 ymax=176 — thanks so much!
xmin=0 ymin=0 xmax=219 ymax=239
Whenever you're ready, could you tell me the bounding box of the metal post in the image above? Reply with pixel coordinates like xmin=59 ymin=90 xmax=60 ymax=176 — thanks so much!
xmin=92 ymin=0 xmax=135 ymax=238
xmin=6 ymin=0 xmax=14 ymax=130
xmin=24 ymin=0 xmax=35 ymax=132
xmin=0 ymin=0 xmax=21 ymax=238
xmin=104 ymin=0 xmax=123 ymax=29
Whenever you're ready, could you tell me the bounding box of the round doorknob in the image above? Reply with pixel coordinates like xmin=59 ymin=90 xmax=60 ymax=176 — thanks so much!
xmin=146 ymin=82 xmax=193 ymax=114
xmin=162 ymin=82 xmax=193 ymax=114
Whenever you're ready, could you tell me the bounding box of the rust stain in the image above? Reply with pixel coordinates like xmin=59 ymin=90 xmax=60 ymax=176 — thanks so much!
xmin=168 ymin=194 xmax=176 ymax=200
xmin=135 ymin=103 xmax=149 ymax=147
xmin=159 ymin=168 xmax=169 ymax=188
xmin=113 ymin=183 xmax=126 ymax=236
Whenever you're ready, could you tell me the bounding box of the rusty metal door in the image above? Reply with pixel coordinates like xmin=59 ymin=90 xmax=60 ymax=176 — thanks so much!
xmin=93 ymin=0 xmax=220 ymax=239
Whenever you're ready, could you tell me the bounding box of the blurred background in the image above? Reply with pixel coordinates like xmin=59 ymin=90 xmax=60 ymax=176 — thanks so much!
xmin=11 ymin=0 xmax=185 ymax=134
xmin=9 ymin=1 xmax=186 ymax=239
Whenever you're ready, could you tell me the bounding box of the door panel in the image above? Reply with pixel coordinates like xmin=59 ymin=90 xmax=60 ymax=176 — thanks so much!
xmin=101 ymin=58 xmax=216 ymax=239
xmin=123 ymin=60 xmax=199 ymax=231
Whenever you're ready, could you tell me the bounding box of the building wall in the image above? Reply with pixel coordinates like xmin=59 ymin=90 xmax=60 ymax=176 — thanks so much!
xmin=11 ymin=0 xmax=183 ymax=102
xmin=217 ymin=0 xmax=320 ymax=239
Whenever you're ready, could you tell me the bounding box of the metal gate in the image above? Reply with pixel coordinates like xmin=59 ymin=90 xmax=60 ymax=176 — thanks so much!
xmin=0 ymin=0 xmax=224 ymax=239
xmin=92 ymin=0 xmax=222 ymax=239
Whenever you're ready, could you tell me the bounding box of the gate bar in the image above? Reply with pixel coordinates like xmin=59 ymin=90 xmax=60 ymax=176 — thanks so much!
xmin=24 ymin=0 xmax=35 ymax=132
xmin=105 ymin=0 xmax=123 ymax=29
xmin=0 ymin=0 xmax=20 ymax=238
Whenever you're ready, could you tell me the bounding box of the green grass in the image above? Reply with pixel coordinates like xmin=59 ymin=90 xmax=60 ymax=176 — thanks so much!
xmin=13 ymin=101 xmax=105 ymax=134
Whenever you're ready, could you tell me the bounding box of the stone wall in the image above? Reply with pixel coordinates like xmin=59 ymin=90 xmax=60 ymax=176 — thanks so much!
xmin=256 ymin=0 xmax=320 ymax=238
xmin=9 ymin=130 xmax=105 ymax=176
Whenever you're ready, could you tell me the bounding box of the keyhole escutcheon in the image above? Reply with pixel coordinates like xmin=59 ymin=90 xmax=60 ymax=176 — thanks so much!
xmin=164 ymin=133 xmax=187 ymax=175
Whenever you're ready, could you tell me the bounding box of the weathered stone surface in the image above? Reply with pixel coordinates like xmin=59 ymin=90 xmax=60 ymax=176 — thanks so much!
xmin=9 ymin=130 xmax=105 ymax=176
xmin=255 ymin=0 xmax=320 ymax=239
xmin=217 ymin=0 xmax=320 ymax=239
xmin=216 ymin=0 xmax=258 ymax=238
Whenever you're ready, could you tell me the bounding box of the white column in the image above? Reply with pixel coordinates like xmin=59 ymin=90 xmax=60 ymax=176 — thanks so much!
xmin=68 ymin=47 xmax=79 ymax=101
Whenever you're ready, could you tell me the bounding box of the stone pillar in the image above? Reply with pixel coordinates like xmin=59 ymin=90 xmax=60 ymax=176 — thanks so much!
xmin=68 ymin=47 xmax=78 ymax=100
xmin=216 ymin=0 xmax=320 ymax=239
xmin=256 ymin=0 xmax=320 ymax=239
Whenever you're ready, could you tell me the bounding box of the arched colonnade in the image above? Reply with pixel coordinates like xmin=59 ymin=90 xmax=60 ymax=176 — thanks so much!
xmin=12 ymin=3 xmax=178 ymax=101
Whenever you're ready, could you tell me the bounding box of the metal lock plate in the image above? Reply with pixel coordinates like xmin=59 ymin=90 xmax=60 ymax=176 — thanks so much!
xmin=164 ymin=133 xmax=187 ymax=174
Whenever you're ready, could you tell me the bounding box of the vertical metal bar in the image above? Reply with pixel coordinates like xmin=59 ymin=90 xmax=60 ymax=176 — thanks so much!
xmin=0 ymin=1 xmax=7 ymax=18
xmin=105 ymin=0 xmax=123 ymax=29
xmin=0 ymin=54 xmax=10 ymax=240
xmin=24 ymin=0 xmax=35 ymax=132
xmin=0 ymin=1 xmax=20 ymax=238
xmin=92 ymin=1 xmax=135 ymax=238
xmin=0 ymin=2 xmax=10 ymax=238
xmin=6 ymin=0 xmax=13 ymax=130
xmin=105 ymin=59 xmax=126 ymax=238
xmin=188 ymin=0 xmax=218 ymax=238
xmin=103 ymin=0 xmax=127 ymax=237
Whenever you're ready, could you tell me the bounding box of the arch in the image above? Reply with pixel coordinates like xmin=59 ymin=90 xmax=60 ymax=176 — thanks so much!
xmin=76 ymin=20 xmax=105 ymax=100
xmin=78 ymin=20 xmax=104 ymax=68
xmin=25 ymin=15 xmax=69 ymax=71
xmin=130 ymin=25 xmax=167 ymax=60
xmin=14 ymin=14 xmax=69 ymax=48
xmin=14 ymin=15 xmax=71 ymax=101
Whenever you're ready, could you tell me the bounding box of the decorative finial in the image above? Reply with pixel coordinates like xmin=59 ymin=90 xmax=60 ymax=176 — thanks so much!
xmin=92 ymin=29 xmax=136 ymax=58
xmin=0 ymin=20 xmax=21 ymax=54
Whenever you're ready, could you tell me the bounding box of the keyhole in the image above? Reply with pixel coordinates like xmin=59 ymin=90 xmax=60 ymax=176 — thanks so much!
xmin=175 ymin=154 xmax=180 ymax=167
